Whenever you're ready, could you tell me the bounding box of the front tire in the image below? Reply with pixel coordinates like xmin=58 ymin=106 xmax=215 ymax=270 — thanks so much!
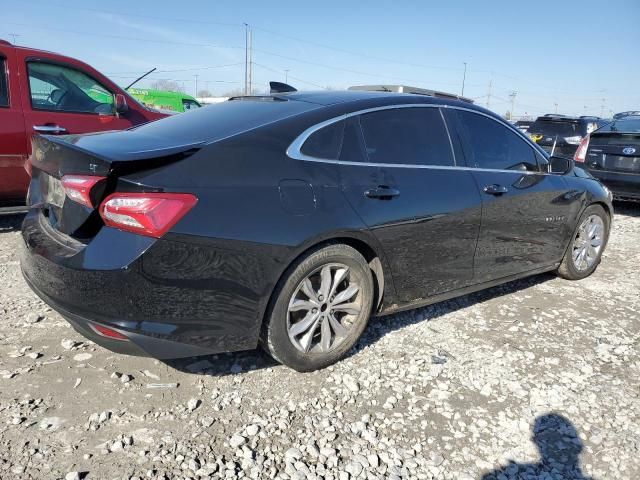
xmin=262 ymin=244 xmax=374 ymax=372
xmin=557 ymin=204 xmax=610 ymax=280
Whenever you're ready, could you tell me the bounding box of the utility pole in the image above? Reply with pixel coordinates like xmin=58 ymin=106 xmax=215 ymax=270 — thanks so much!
xmin=485 ymin=78 xmax=492 ymax=109
xmin=461 ymin=62 xmax=467 ymax=97
xmin=8 ymin=33 xmax=19 ymax=44
xmin=248 ymin=27 xmax=252 ymax=94
xmin=508 ymin=91 xmax=517 ymax=120
xmin=285 ymin=69 xmax=289 ymax=83
xmin=554 ymin=102 xmax=558 ymax=114
xmin=600 ymin=98 xmax=606 ymax=117
xmin=194 ymin=75 xmax=199 ymax=98
xmin=243 ymin=23 xmax=250 ymax=95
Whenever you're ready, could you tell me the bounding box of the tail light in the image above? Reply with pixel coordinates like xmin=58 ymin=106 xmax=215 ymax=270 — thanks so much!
xmin=574 ymin=135 xmax=590 ymax=163
xmin=62 ymin=175 xmax=106 ymax=208
xmin=89 ymin=323 xmax=128 ymax=341
xmin=99 ymin=192 xmax=197 ymax=238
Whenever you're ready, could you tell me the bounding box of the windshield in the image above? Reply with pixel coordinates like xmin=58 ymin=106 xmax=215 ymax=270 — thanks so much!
xmin=529 ymin=120 xmax=580 ymax=137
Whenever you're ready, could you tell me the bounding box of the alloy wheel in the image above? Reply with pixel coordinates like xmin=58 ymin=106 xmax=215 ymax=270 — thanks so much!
xmin=287 ymin=263 xmax=362 ymax=354
xmin=572 ymin=214 xmax=605 ymax=271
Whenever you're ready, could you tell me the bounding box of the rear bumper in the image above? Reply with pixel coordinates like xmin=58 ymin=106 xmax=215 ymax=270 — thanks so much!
xmin=20 ymin=210 xmax=269 ymax=359
xmin=587 ymin=169 xmax=640 ymax=201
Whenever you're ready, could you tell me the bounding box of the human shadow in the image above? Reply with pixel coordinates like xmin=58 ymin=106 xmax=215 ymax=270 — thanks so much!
xmin=482 ymin=413 xmax=594 ymax=480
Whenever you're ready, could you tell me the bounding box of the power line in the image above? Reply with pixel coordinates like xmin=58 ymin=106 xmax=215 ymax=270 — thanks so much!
xmin=106 ymin=63 xmax=244 ymax=75
xmin=252 ymin=62 xmax=327 ymax=90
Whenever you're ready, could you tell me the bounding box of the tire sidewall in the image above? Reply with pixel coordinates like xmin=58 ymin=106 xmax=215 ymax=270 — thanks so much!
xmin=265 ymin=245 xmax=373 ymax=372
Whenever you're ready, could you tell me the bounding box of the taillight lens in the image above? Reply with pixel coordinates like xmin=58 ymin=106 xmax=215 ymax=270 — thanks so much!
xmin=89 ymin=323 xmax=128 ymax=341
xmin=574 ymin=135 xmax=590 ymax=163
xmin=61 ymin=175 xmax=106 ymax=208
xmin=99 ymin=192 xmax=197 ymax=238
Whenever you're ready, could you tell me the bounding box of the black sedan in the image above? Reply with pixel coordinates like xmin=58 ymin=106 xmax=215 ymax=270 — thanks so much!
xmin=574 ymin=115 xmax=640 ymax=202
xmin=20 ymin=89 xmax=613 ymax=371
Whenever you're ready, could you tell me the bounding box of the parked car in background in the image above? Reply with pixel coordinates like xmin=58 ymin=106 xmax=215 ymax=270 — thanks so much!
xmin=0 ymin=40 xmax=168 ymax=210
xmin=128 ymin=88 xmax=201 ymax=113
xmin=21 ymin=88 xmax=612 ymax=371
xmin=613 ymin=111 xmax=640 ymax=120
xmin=527 ymin=114 xmax=607 ymax=157
xmin=575 ymin=115 xmax=640 ymax=202
xmin=514 ymin=119 xmax=534 ymax=133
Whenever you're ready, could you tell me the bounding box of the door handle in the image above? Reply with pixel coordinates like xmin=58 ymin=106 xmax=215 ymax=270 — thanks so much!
xmin=364 ymin=186 xmax=400 ymax=199
xmin=33 ymin=125 xmax=67 ymax=134
xmin=483 ymin=184 xmax=508 ymax=196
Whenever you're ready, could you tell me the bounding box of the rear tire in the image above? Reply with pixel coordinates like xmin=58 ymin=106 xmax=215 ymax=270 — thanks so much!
xmin=261 ymin=244 xmax=373 ymax=372
xmin=557 ymin=204 xmax=610 ymax=280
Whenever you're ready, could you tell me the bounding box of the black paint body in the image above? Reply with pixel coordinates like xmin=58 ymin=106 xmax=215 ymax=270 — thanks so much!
xmin=20 ymin=91 xmax=613 ymax=358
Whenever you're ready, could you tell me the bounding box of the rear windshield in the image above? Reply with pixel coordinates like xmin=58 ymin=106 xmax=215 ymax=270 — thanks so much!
xmin=597 ymin=118 xmax=640 ymax=133
xmin=131 ymin=98 xmax=320 ymax=144
xmin=529 ymin=120 xmax=581 ymax=137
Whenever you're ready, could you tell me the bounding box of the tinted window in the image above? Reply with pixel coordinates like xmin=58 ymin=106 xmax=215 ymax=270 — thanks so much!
xmin=359 ymin=107 xmax=454 ymax=166
xmin=340 ymin=117 xmax=367 ymax=163
xmin=0 ymin=58 xmax=7 ymax=107
xmin=133 ymin=98 xmax=319 ymax=144
xmin=456 ymin=110 xmax=538 ymax=172
xmin=182 ymin=99 xmax=201 ymax=111
xmin=529 ymin=119 xmax=580 ymax=137
xmin=599 ymin=118 xmax=640 ymax=133
xmin=28 ymin=62 xmax=114 ymax=114
xmin=301 ymin=120 xmax=344 ymax=159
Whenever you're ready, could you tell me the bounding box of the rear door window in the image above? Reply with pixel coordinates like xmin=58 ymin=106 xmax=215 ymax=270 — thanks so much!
xmin=27 ymin=61 xmax=114 ymax=114
xmin=358 ymin=107 xmax=454 ymax=166
xmin=300 ymin=120 xmax=344 ymax=159
xmin=454 ymin=110 xmax=538 ymax=172
xmin=182 ymin=99 xmax=201 ymax=111
xmin=0 ymin=57 xmax=8 ymax=107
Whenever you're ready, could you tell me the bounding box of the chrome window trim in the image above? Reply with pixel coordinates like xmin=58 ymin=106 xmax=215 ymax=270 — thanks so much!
xmin=286 ymin=103 xmax=551 ymax=175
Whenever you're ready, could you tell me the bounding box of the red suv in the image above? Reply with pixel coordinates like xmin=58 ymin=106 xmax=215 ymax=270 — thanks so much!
xmin=0 ymin=40 xmax=167 ymax=209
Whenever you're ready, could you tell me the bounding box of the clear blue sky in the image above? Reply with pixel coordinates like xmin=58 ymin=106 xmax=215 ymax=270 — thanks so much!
xmin=3 ymin=0 xmax=639 ymax=118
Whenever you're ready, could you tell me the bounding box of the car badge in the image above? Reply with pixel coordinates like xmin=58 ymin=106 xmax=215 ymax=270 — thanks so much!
xmin=623 ymin=147 xmax=636 ymax=155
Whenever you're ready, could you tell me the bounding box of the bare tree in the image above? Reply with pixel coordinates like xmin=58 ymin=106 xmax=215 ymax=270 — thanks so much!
xmin=197 ymin=90 xmax=213 ymax=98
xmin=150 ymin=80 xmax=184 ymax=92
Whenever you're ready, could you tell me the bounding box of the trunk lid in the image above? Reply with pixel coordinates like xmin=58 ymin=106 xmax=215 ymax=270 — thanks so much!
xmin=29 ymin=133 xmax=202 ymax=238
xmin=585 ymin=133 xmax=640 ymax=174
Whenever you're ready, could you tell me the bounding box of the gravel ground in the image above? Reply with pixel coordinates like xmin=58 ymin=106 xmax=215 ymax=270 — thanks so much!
xmin=0 ymin=204 xmax=639 ymax=480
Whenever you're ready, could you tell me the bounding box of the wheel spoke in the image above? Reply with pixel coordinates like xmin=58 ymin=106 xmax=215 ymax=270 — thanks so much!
xmin=301 ymin=278 xmax=319 ymax=303
xmin=320 ymin=316 xmax=331 ymax=352
xmin=288 ymin=299 xmax=315 ymax=312
xmin=591 ymin=237 xmax=602 ymax=247
xmin=288 ymin=311 xmax=320 ymax=338
xmin=299 ymin=316 xmax=321 ymax=352
xmin=332 ymin=302 xmax=361 ymax=315
xmin=332 ymin=284 xmax=359 ymax=305
xmin=329 ymin=267 xmax=349 ymax=299
xmin=319 ymin=266 xmax=332 ymax=300
xmin=328 ymin=313 xmax=348 ymax=338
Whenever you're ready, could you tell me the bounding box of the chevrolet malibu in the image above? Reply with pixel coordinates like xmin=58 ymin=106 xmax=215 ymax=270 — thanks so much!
xmin=20 ymin=89 xmax=613 ymax=371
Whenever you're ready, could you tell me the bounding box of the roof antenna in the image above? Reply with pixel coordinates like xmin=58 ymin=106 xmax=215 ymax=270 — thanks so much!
xmin=270 ymin=81 xmax=297 ymax=94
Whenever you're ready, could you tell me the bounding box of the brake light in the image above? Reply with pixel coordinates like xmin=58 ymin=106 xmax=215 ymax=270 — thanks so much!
xmin=61 ymin=175 xmax=106 ymax=208
xmin=90 ymin=323 xmax=128 ymax=341
xmin=574 ymin=135 xmax=590 ymax=163
xmin=99 ymin=192 xmax=197 ymax=238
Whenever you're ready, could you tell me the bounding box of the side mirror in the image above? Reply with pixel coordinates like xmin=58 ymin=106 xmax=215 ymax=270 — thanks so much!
xmin=114 ymin=93 xmax=129 ymax=115
xmin=548 ymin=155 xmax=573 ymax=175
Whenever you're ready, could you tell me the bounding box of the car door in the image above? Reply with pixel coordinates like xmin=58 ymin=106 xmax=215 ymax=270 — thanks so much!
xmin=18 ymin=56 xmax=134 ymax=146
xmin=446 ymin=108 xmax=577 ymax=281
xmin=338 ymin=105 xmax=482 ymax=302
xmin=0 ymin=46 xmax=29 ymax=203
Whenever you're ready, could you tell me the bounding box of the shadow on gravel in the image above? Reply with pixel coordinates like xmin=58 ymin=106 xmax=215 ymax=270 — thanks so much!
xmin=355 ymin=272 xmax=555 ymax=354
xmin=164 ymin=273 xmax=555 ymax=377
xmin=0 ymin=213 xmax=25 ymax=232
xmin=482 ymin=413 xmax=594 ymax=480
